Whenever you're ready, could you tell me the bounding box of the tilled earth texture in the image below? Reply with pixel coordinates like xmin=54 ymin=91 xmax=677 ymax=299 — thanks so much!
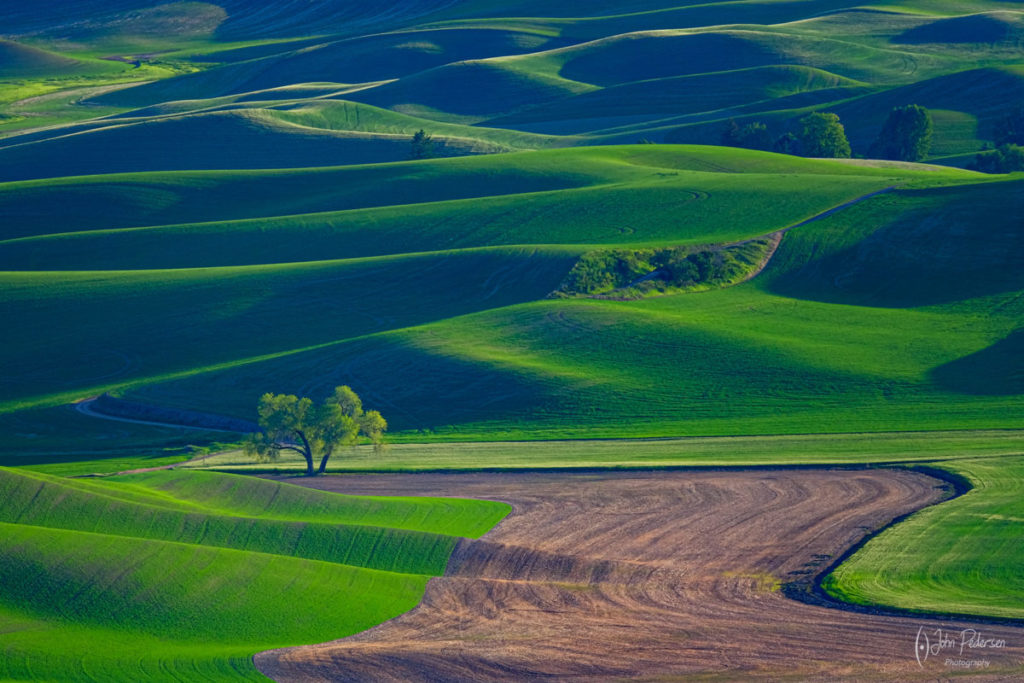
xmin=256 ymin=470 xmax=1024 ymax=681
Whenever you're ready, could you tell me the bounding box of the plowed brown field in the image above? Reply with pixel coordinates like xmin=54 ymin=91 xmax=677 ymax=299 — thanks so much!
xmin=255 ymin=470 xmax=1024 ymax=681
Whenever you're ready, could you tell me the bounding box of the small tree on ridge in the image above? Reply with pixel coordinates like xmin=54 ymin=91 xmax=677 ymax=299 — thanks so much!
xmin=410 ymin=129 xmax=435 ymax=159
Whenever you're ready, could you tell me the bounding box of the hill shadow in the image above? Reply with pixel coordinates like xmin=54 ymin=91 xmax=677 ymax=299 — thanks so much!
xmin=764 ymin=183 xmax=1024 ymax=308
xmin=930 ymin=329 xmax=1024 ymax=396
xmin=895 ymin=12 xmax=1024 ymax=45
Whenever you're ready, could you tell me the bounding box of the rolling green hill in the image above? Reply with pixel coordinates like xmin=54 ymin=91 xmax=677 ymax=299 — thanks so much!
xmin=0 ymin=148 xmax=904 ymax=269
xmin=6 ymin=2 xmax=1023 ymax=161
xmin=488 ymin=65 xmax=868 ymax=131
xmin=0 ymin=110 xmax=432 ymax=182
xmin=0 ymin=245 xmax=578 ymax=412
xmin=93 ymin=27 xmax=568 ymax=107
xmin=1 ymin=1 xmax=1023 ymax=674
xmin=0 ymin=466 xmax=508 ymax=680
xmin=2 ymin=145 xmax=1013 ymax=446
xmin=894 ymin=10 xmax=1024 ymax=46
xmin=0 ymin=40 xmax=95 ymax=78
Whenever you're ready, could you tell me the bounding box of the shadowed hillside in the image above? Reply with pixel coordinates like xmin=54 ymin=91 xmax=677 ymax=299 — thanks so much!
xmin=3 ymin=145 xmax=1012 ymax=442
xmin=895 ymin=11 xmax=1024 ymax=45
xmin=0 ymin=40 xmax=91 ymax=78
xmin=94 ymin=27 xmax=568 ymax=107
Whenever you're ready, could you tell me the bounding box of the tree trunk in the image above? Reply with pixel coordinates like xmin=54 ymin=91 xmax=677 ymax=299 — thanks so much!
xmin=294 ymin=430 xmax=315 ymax=475
xmin=317 ymin=445 xmax=334 ymax=475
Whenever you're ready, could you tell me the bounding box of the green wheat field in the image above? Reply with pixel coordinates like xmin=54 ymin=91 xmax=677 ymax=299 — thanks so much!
xmin=0 ymin=0 xmax=1021 ymax=679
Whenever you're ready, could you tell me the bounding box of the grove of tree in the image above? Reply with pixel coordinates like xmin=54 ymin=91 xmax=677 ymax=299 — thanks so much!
xmin=972 ymin=143 xmax=1024 ymax=173
xmin=869 ymin=104 xmax=933 ymax=162
xmin=993 ymin=105 xmax=1024 ymax=147
xmin=797 ymin=112 xmax=851 ymax=158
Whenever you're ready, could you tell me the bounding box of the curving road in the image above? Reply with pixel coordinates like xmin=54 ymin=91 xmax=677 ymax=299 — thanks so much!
xmin=256 ymin=469 xmax=1024 ymax=681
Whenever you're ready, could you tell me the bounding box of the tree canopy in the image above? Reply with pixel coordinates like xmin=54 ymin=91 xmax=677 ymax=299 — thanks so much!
xmin=772 ymin=132 xmax=800 ymax=156
xmin=993 ymin=105 xmax=1024 ymax=147
xmin=246 ymin=386 xmax=387 ymax=475
xmin=870 ymin=104 xmax=933 ymax=162
xmin=721 ymin=119 xmax=772 ymax=151
xmin=410 ymin=129 xmax=435 ymax=159
xmin=971 ymin=143 xmax=1024 ymax=174
xmin=797 ymin=112 xmax=851 ymax=158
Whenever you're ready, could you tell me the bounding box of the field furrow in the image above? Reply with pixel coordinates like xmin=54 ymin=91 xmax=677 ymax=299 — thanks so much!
xmin=256 ymin=470 xmax=1024 ymax=681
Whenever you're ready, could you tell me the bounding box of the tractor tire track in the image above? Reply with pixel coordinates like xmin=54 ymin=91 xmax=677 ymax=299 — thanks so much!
xmin=255 ymin=469 xmax=1024 ymax=681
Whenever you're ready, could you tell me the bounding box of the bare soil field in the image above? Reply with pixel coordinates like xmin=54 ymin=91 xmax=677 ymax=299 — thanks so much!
xmin=255 ymin=470 xmax=1024 ymax=681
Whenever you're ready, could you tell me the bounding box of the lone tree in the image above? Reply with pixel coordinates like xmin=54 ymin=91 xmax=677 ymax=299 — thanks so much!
xmin=246 ymin=385 xmax=387 ymax=475
xmin=410 ymin=129 xmax=435 ymax=159
xmin=869 ymin=104 xmax=933 ymax=161
xmin=797 ymin=112 xmax=851 ymax=158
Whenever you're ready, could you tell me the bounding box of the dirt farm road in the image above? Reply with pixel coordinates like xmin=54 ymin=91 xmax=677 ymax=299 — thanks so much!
xmin=255 ymin=469 xmax=1024 ymax=681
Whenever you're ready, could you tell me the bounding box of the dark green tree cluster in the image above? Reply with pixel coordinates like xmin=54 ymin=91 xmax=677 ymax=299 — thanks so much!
xmin=869 ymin=104 xmax=933 ymax=161
xmin=410 ymin=129 xmax=435 ymax=159
xmin=558 ymin=249 xmax=650 ymax=293
xmin=246 ymin=385 xmax=387 ymax=476
xmin=972 ymin=144 xmax=1024 ymax=173
xmin=969 ymin=104 xmax=1024 ymax=173
xmin=720 ymin=112 xmax=851 ymax=158
xmin=652 ymin=247 xmax=747 ymax=288
xmin=772 ymin=132 xmax=800 ymax=155
xmin=993 ymin=105 xmax=1024 ymax=146
xmin=556 ymin=241 xmax=770 ymax=297
xmin=721 ymin=120 xmax=772 ymax=150
xmin=798 ymin=112 xmax=851 ymax=158
xmin=721 ymin=106 xmax=942 ymax=161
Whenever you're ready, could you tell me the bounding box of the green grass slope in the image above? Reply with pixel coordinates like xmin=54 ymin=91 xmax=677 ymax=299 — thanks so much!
xmin=0 ymin=246 xmax=576 ymax=412
xmin=96 ymin=27 xmax=567 ymax=107
xmin=0 ymin=96 xmax=568 ymax=182
xmin=0 ymin=0 xmax=456 ymax=44
xmin=0 ymin=109 xmax=454 ymax=182
xmin=765 ymin=178 xmax=1024 ymax=307
xmin=7 ymin=3 xmax=1023 ymax=165
xmin=0 ymin=146 xmax=1006 ymax=438
xmin=0 ymin=159 xmax=899 ymax=270
xmin=830 ymin=66 xmax=1024 ymax=156
xmin=0 ymin=40 xmax=96 ymax=78
xmin=519 ymin=28 xmax=940 ymax=89
xmin=487 ymin=65 xmax=868 ymax=131
xmin=123 ymin=278 xmax=1019 ymax=438
xmin=425 ymin=1 xmax=926 ymax=41
xmin=96 ymin=155 xmax=1018 ymax=440
xmin=349 ymin=58 xmax=596 ymax=123
xmin=894 ymin=10 xmax=1024 ymax=46
xmin=0 ymin=467 xmax=508 ymax=681
xmin=262 ymin=99 xmax=561 ymax=151
xmin=1 ymin=0 xmax=1023 ymax=645
xmin=195 ymin=431 xmax=1024 ymax=473
xmin=825 ymin=456 xmax=1024 ymax=620
xmin=0 ymin=149 xmax=637 ymax=240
